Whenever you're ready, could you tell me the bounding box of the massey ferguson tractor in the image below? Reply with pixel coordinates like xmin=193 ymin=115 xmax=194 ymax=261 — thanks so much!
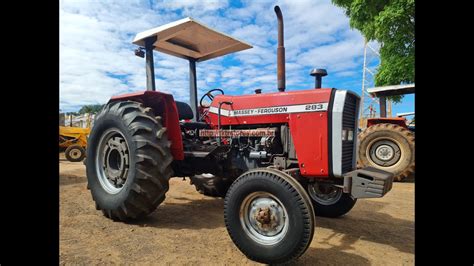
xmin=86 ymin=6 xmax=394 ymax=264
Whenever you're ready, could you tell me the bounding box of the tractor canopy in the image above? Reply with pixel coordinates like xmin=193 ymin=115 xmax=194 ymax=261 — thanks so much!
xmin=133 ymin=17 xmax=253 ymax=62
xmin=130 ymin=17 xmax=253 ymax=124
xmin=367 ymin=83 xmax=415 ymax=97
xmin=366 ymin=84 xmax=415 ymax=119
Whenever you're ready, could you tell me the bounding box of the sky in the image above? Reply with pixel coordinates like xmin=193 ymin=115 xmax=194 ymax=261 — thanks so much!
xmin=60 ymin=0 xmax=414 ymax=117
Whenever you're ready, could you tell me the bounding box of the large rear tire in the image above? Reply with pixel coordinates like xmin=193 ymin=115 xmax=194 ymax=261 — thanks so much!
xmin=65 ymin=144 xmax=86 ymax=162
xmin=224 ymin=168 xmax=315 ymax=264
xmin=358 ymin=123 xmax=415 ymax=181
xmin=86 ymin=101 xmax=173 ymax=221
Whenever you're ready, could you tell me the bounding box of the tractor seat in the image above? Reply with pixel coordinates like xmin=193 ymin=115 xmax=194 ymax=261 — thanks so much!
xmin=175 ymin=101 xmax=210 ymax=130
xmin=175 ymin=101 xmax=194 ymax=120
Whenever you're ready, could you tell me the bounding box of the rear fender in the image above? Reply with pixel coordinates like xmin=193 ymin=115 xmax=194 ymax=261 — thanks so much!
xmin=367 ymin=117 xmax=407 ymax=128
xmin=108 ymin=91 xmax=184 ymax=160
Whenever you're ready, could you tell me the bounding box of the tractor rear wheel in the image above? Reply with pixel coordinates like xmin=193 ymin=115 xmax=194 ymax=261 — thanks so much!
xmin=358 ymin=123 xmax=415 ymax=181
xmin=86 ymin=101 xmax=173 ymax=221
xmin=224 ymin=168 xmax=315 ymax=264
xmin=65 ymin=144 xmax=86 ymax=162
xmin=306 ymin=183 xmax=356 ymax=218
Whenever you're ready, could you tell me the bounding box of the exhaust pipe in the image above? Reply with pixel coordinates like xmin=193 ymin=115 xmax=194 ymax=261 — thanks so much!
xmin=274 ymin=6 xmax=285 ymax=92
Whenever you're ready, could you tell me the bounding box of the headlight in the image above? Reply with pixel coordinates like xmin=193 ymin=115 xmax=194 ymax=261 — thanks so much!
xmin=348 ymin=130 xmax=354 ymax=141
xmin=342 ymin=128 xmax=354 ymax=141
xmin=342 ymin=129 xmax=347 ymax=141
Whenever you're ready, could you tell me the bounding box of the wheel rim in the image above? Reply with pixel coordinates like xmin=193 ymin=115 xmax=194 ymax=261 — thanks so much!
xmin=69 ymin=148 xmax=82 ymax=159
xmin=95 ymin=128 xmax=130 ymax=194
xmin=307 ymin=183 xmax=342 ymax=205
xmin=367 ymin=138 xmax=401 ymax=167
xmin=239 ymin=192 xmax=289 ymax=245
xmin=375 ymin=144 xmax=394 ymax=160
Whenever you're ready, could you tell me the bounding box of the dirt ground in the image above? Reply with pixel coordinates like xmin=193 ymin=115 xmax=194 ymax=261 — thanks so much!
xmin=60 ymin=154 xmax=414 ymax=265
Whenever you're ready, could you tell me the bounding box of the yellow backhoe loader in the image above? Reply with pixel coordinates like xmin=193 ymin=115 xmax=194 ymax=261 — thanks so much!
xmin=59 ymin=114 xmax=91 ymax=162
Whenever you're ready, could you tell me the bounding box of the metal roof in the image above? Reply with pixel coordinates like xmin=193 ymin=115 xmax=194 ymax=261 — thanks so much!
xmin=132 ymin=17 xmax=253 ymax=62
xmin=367 ymin=83 xmax=415 ymax=97
xmin=396 ymin=112 xmax=415 ymax=117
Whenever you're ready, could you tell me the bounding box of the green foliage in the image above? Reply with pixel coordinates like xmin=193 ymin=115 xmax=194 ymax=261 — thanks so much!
xmin=333 ymin=0 xmax=414 ymax=103
xmin=78 ymin=104 xmax=104 ymax=115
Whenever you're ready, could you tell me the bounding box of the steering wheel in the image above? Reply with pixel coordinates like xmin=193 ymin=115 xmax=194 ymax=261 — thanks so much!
xmin=199 ymin=89 xmax=224 ymax=108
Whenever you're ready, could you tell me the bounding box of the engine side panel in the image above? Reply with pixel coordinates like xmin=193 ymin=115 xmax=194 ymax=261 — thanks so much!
xmin=207 ymin=88 xmax=333 ymax=177
xmin=288 ymin=112 xmax=329 ymax=176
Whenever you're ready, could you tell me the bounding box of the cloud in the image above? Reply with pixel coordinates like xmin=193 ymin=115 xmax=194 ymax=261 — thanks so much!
xmin=297 ymin=31 xmax=365 ymax=72
xmin=60 ymin=0 xmax=370 ymax=112
xmin=232 ymin=24 xmax=272 ymax=47
xmin=161 ymin=0 xmax=229 ymax=13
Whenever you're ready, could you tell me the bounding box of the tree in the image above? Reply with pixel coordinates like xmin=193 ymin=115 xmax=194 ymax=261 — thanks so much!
xmin=78 ymin=104 xmax=104 ymax=115
xmin=332 ymin=0 xmax=414 ymax=102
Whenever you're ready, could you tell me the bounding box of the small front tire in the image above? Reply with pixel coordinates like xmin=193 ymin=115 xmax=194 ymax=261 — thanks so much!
xmin=224 ymin=168 xmax=315 ymax=264
xmin=307 ymin=183 xmax=356 ymax=218
xmin=190 ymin=173 xmax=232 ymax=197
xmin=65 ymin=144 xmax=86 ymax=162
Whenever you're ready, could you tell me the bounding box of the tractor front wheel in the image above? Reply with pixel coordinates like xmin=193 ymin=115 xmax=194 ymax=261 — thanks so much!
xmin=65 ymin=144 xmax=86 ymax=162
xmin=306 ymin=183 xmax=356 ymax=218
xmin=190 ymin=173 xmax=233 ymax=197
xmin=224 ymin=168 xmax=315 ymax=264
xmin=86 ymin=101 xmax=173 ymax=221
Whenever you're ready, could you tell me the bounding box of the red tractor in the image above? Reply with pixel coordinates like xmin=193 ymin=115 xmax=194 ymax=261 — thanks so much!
xmin=86 ymin=6 xmax=393 ymax=264
xmin=358 ymin=84 xmax=415 ymax=181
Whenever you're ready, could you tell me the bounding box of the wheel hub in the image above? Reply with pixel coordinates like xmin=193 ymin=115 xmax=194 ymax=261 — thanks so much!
xmin=375 ymin=144 xmax=394 ymax=161
xmin=69 ymin=148 xmax=81 ymax=159
xmin=240 ymin=192 xmax=288 ymax=245
xmin=368 ymin=139 xmax=401 ymax=167
xmin=96 ymin=129 xmax=130 ymax=194
xmin=255 ymin=207 xmax=271 ymax=224
xmin=308 ymin=183 xmax=342 ymax=205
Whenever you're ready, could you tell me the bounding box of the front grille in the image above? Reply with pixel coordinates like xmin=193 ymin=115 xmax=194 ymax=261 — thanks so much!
xmin=341 ymin=93 xmax=358 ymax=173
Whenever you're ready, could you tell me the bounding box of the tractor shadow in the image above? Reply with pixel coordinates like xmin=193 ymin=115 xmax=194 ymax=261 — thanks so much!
xmin=130 ymin=196 xmax=225 ymax=230
xmin=291 ymin=243 xmax=371 ymax=265
xmin=59 ymin=174 xmax=87 ymax=185
xmin=286 ymin=201 xmax=413 ymax=265
xmin=129 ymin=193 xmax=413 ymax=256
xmin=315 ymin=200 xmax=414 ymax=255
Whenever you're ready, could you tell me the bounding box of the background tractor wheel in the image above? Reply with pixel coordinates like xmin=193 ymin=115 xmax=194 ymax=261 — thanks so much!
xmin=224 ymin=168 xmax=315 ymax=264
xmin=358 ymin=123 xmax=415 ymax=181
xmin=65 ymin=145 xmax=86 ymax=162
xmin=86 ymin=101 xmax=173 ymax=221
xmin=306 ymin=183 xmax=356 ymax=218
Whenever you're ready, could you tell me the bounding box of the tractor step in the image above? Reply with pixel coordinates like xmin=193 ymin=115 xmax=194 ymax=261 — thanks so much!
xmin=343 ymin=166 xmax=394 ymax=199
